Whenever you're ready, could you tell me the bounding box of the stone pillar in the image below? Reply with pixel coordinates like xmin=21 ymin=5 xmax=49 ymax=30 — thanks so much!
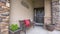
xmin=44 ymin=0 xmax=51 ymax=29
xmin=0 ymin=0 xmax=10 ymax=34
xmin=44 ymin=0 xmax=51 ymax=25
xmin=51 ymin=0 xmax=60 ymax=30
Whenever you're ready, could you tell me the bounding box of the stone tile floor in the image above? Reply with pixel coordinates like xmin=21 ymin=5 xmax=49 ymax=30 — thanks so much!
xmin=21 ymin=26 xmax=60 ymax=34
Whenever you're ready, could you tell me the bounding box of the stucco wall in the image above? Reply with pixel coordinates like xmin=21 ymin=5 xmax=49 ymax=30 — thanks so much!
xmin=44 ymin=0 xmax=51 ymax=25
xmin=44 ymin=0 xmax=51 ymax=17
xmin=10 ymin=0 xmax=51 ymax=25
xmin=10 ymin=0 xmax=33 ymax=25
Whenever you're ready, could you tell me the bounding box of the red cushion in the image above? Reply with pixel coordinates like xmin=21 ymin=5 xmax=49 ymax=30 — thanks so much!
xmin=24 ymin=19 xmax=30 ymax=27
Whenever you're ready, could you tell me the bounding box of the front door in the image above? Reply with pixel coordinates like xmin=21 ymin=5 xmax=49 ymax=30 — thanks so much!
xmin=34 ymin=8 xmax=44 ymax=25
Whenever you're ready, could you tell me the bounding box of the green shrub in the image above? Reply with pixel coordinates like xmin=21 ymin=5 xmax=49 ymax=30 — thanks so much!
xmin=10 ymin=24 xmax=19 ymax=31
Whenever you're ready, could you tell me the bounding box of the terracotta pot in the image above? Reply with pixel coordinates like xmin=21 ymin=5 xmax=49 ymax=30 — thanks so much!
xmin=46 ymin=25 xmax=55 ymax=31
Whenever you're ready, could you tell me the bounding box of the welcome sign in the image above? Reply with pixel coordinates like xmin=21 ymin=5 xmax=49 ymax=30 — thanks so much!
xmin=21 ymin=0 xmax=29 ymax=9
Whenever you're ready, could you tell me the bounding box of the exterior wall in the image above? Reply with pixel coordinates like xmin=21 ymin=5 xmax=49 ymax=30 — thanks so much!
xmin=52 ymin=0 xmax=60 ymax=30
xmin=10 ymin=0 xmax=52 ymax=26
xmin=10 ymin=0 xmax=33 ymax=26
xmin=44 ymin=0 xmax=51 ymax=25
xmin=0 ymin=0 xmax=10 ymax=34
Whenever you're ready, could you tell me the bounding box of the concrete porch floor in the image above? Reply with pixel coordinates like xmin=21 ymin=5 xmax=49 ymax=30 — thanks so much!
xmin=21 ymin=26 xmax=60 ymax=34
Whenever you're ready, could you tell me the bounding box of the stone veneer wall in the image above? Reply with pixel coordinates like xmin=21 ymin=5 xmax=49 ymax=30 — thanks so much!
xmin=52 ymin=0 xmax=60 ymax=30
xmin=0 ymin=0 xmax=10 ymax=34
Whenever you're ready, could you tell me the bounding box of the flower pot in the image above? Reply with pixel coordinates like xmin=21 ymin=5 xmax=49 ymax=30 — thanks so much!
xmin=46 ymin=24 xmax=55 ymax=31
xmin=9 ymin=29 xmax=21 ymax=34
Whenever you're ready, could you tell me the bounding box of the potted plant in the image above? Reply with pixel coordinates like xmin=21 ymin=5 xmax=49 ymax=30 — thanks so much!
xmin=9 ymin=24 xmax=21 ymax=34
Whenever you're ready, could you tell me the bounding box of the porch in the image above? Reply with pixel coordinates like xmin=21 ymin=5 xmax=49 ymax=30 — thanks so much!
xmin=0 ymin=0 xmax=60 ymax=34
xmin=21 ymin=26 xmax=60 ymax=34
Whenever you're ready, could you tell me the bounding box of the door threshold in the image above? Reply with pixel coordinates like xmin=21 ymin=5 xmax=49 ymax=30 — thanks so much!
xmin=35 ymin=23 xmax=44 ymax=26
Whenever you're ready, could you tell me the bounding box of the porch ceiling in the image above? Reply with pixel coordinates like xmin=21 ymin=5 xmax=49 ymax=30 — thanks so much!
xmin=32 ymin=0 xmax=44 ymax=8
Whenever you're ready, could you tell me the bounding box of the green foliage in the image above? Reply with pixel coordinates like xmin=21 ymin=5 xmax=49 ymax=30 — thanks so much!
xmin=10 ymin=24 xmax=19 ymax=31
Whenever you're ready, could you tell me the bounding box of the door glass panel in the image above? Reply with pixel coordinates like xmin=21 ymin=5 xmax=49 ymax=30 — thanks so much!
xmin=34 ymin=8 xmax=44 ymax=23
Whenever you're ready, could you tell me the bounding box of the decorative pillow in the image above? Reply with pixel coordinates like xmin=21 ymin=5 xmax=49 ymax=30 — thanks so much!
xmin=24 ymin=19 xmax=30 ymax=27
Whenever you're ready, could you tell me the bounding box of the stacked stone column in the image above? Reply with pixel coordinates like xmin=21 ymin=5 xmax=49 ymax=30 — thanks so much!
xmin=55 ymin=0 xmax=60 ymax=30
xmin=0 ymin=0 xmax=10 ymax=34
xmin=52 ymin=0 xmax=60 ymax=30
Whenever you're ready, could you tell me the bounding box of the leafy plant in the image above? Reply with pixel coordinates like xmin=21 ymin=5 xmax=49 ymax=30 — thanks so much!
xmin=10 ymin=24 xmax=19 ymax=31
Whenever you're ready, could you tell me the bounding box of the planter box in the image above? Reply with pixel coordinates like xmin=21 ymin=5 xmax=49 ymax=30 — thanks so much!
xmin=9 ymin=29 xmax=21 ymax=34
